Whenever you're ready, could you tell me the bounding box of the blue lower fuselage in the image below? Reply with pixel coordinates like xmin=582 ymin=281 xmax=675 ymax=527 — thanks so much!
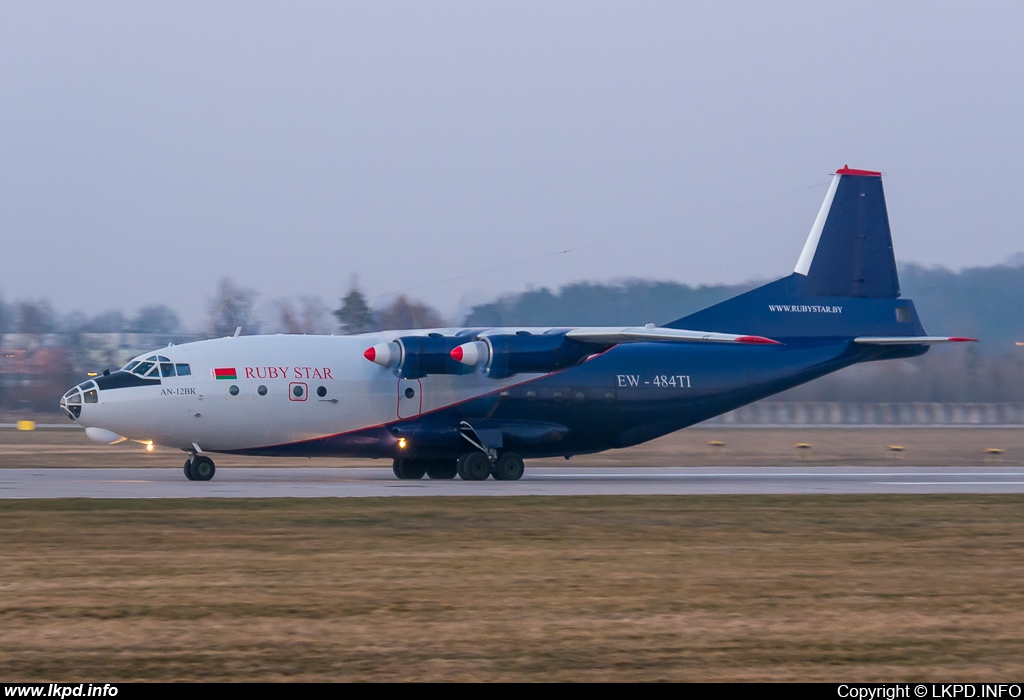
xmin=231 ymin=339 xmax=925 ymax=459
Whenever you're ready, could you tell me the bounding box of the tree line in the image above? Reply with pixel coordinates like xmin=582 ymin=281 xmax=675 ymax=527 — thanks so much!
xmin=2 ymin=260 xmax=1024 ymax=407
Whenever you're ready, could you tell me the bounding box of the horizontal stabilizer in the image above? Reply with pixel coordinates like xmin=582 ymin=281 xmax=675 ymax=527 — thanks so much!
xmin=564 ymin=326 xmax=780 ymax=345
xmin=853 ymin=336 xmax=978 ymax=345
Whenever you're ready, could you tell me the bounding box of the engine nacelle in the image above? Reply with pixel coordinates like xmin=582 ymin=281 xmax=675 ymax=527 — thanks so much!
xmin=364 ymin=334 xmax=477 ymax=379
xmin=395 ymin=335 xmax=477 ymax=379
xmin=483 ymin=332 xmax=596 ymax=379
xmin=366 ymin=331 xmax=603 ymax=380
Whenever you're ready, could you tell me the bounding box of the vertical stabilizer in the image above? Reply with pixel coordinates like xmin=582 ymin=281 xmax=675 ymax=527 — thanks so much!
xmin=668 ymin=166 xmax=922 ymax=339
xmin=794 ymin=166 xmax=900 ymax=298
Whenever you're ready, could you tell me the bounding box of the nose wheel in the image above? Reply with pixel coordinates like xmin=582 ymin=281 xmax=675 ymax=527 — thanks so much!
xmin=184 ymin=455 xmax=216 ymax=481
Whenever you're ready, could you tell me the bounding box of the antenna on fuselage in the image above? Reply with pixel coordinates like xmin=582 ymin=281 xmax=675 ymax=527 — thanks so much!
xmin=233 ymin=326 xmax=242 ymax=337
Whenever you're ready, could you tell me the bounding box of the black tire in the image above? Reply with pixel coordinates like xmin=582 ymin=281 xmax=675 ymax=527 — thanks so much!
xmin=425 ymin=459 xmax=458 ymax=480
xmin=191 ymin=455 xmax=216 ymax=481
xmin=493 ymin=452 xmax=525 ymax=481
xmin=457 ymin=452 xmax=491 ymax=481
xmin=183 ymin=458 xmax=195 ymax=481
xmin=393 ymin=458 xmax=425 ymax=480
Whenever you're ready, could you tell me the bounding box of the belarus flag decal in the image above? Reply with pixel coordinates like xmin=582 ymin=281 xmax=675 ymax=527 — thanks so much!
xmin=213 ymin=368 xmax=237 ymax=380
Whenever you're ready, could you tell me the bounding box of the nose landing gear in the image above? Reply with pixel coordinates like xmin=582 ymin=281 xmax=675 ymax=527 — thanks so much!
xmin=184 ymin=455 xmax=216 ymax=481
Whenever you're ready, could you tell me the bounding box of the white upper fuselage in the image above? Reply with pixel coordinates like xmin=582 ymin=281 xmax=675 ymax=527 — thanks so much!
xmin=69 ymin=332 xmax=532 ymax=452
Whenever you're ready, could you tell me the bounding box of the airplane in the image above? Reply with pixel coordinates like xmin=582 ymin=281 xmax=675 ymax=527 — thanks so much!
xmin=59 ymin=166 xmax=975 ymax=482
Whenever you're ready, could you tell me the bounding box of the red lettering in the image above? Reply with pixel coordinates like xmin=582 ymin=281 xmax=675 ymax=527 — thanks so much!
xmin=249 ymin=365 xmax=332 ymax=380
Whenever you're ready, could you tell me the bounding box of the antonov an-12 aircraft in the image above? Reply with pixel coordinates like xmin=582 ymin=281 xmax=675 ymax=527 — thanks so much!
xmin=61 ymin=166 xmax=974 ymax=482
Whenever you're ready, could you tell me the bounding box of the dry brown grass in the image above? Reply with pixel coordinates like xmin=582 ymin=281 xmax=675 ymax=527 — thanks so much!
xmin=2 ymin=426 xmax=1023 ymax=469
xmin=2 ymin=496 xmax=1024 ymax=681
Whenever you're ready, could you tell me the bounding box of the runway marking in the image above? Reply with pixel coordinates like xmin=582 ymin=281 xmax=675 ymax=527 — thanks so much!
xmin=532 ymin=472 xmax=1024 ymax=479
xmin=876 ymin=481 xmax=1024 ymax=485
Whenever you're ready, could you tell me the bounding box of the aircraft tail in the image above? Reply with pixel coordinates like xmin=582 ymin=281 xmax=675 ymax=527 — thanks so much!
xmin=668 ymin=166 xmax=928 ymax=339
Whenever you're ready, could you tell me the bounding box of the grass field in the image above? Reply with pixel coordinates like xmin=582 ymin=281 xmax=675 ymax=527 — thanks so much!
xmin=2 ymin=495 xmax=1024 ymax=681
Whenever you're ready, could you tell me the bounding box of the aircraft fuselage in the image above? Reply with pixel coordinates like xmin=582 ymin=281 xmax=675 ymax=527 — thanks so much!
xmin=63 ymin=331 xmax=920 ymax=460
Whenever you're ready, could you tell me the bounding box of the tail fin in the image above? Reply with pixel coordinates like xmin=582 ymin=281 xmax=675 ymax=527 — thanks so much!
xmin=668 ymin=166 xmax=926 ymax=339
xmin=795 ymin=166 xmax=899 ymax=298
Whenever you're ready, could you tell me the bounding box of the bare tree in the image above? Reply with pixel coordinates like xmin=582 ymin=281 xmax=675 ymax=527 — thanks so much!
xmin=15 ymin=300 xmax=56 ymax=334
xmin=376 ymin=295 xmax=444 ymax=331
xmin=83 ymin=310 xmax=127 ymax=333
xmin=130 ymin=305 xmax=181 ymax=333
xmin=208 ymin=278 xmax=259 ymax=336
xmin=273 ymin=299 xmax=303 ymax=335
xmin=297 ymin=296 xmax=331 ymax=334
xmin=271 ymin=296 xmax=331 ymax=334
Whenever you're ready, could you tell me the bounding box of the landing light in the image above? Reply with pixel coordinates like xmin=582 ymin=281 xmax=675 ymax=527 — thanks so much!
xmin=398 ymin=437 xmax=407 ymax=449
xmin=146 ymin=442 xmax=154 ymax=452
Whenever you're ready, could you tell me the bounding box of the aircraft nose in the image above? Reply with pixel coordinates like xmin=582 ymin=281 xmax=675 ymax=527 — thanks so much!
xmin=60 ymin=380 xmax=99 ymax=422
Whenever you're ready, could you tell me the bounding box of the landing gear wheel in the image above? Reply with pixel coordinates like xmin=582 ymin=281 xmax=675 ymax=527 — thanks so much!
xmin=493 ymin=452 xmax=525 ymax=481
xmin=190 ymin=455 xmax=216 ymax=481
xmin=392 ymin=458 xmax=426 ymax=480
xmin=425 ymin=459 xmax=458 ymax=480
xmin=183 ymin=457 xmax=195 ymax=481
xmin=457 ymin=452 xmax=491 ymax=481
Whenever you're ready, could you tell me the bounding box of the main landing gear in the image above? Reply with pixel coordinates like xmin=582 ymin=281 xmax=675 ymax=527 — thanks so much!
xmin=184 ymin=454 xmax=216 ymax=481
xmin=456 ymin=451 xmax=525 ymax=481
xmin=392 ymin=458 xmax=458 ymax=480
xmin=392 ymin=452 xmax=525 ymax=481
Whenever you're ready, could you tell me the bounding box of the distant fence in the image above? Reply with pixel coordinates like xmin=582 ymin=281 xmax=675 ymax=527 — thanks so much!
xmin=702 ymin=403 xmax=1024 ymax=427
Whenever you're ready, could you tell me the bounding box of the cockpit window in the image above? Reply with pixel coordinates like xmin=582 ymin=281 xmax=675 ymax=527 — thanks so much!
xmin=84 ymin=389 xmax=98 ymax=403
xmin=118 ymin=356 xmax=189 ymax=379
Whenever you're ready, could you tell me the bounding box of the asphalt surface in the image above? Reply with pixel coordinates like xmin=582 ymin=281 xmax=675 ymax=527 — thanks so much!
xmin=2 ymin=466 xmax=1024 ymax=498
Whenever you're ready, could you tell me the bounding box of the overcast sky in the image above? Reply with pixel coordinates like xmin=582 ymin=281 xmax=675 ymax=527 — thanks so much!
xmin=1 ymin=1 xmax=1021 ymax=325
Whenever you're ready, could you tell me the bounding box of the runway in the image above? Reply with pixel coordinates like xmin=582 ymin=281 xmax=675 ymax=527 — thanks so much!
xmin=3 ymin=466 xmax=1024 ymax=498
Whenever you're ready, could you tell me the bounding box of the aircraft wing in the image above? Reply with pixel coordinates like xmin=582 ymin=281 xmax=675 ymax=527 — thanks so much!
xmin=562 ymin=326 xmax=781 ymax=345
xmin=366 ymin=325 xmax=783 ymax=379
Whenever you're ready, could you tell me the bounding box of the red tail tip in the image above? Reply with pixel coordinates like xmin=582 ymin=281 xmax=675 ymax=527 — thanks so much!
xmin=450 ymin=346 xmax=464 ymax=362
xmin=836 ymin=165 xmax=882 ymax=177
xmin=736 ymin=335 xmax=781 ymax=345
xmin=363 ymin=347 xmax=376 ymax=362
